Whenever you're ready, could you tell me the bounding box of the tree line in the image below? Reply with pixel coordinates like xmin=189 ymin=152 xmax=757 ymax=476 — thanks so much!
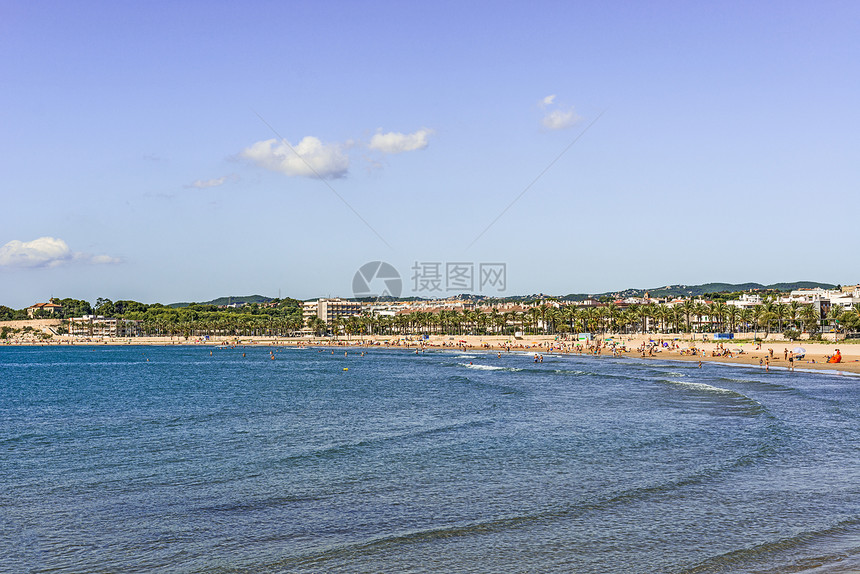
xmin=5 ymin=296 xmax=859 ymax=339
xmin=335 ymin=300 xmax=859 ymax=339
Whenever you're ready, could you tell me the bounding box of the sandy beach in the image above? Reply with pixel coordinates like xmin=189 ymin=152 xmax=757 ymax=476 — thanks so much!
xmin=4 ymin=324 xmax=858 ymax=375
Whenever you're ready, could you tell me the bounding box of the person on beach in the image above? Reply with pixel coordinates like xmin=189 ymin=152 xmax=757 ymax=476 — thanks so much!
xmin=788 ymin=353 xmax=794 ymax=371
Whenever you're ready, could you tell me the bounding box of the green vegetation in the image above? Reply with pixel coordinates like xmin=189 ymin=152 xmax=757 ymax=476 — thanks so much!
xmin=167 ymin=295 xmax=274 ymax=308
xmin=54 ymin=298 xmax=93 ymax=318
xmin=93 ymin=297 xmax=305 ymax=338
xmin=0 ymin=306 xmax=22 ymax=321
xmin=1 ymin=284 xmax=855 ymax=340
xmin=558 ymin=282 xmax=836 ymax=301
xmin=783 ymin=329 xmax=801 ymax=341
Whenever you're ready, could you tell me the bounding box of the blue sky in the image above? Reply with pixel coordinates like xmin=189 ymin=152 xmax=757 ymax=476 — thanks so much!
xmin=1 ymin=1 xmax=858 ymax=307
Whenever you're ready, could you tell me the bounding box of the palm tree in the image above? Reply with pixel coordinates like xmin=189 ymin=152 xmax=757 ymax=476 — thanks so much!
xmin=726 ymin=305 xmax=740 ymax=334
xmin=658 ymin=305 xmax=672 ymax=334
xmin=488 ymin=308 xmax=500 ymax=335
xmin=638 ymin=304 xmax=653 ymax=334
xmin=528 ymin=306 xmax=540 ymax=335
xmin=538 ymin=303 xmax=552 ymax=334
xmin=585 ymin=307 xmax=600 ymax=334
xmin=775 ymin=303 xmax=789 ymax=333
xmin=738 ymin=307 xmax=753 ymax=336
xmin=827 ymin=306 xmax=843 ymax=336
xmin=617 ymin=309 xmax=632 ymax=334
xmin=681 ymin=300 xmax=695 ymax=333
xmin=503 ymin=311 xmax=516 ymax=335
xmin=625 ymin=304 xmax=639 ymax=333
xmin=758 ymin=308 xmax=777 ymax=336
xmin=695 ymin=302 xmax=710 ymax=333
xmin=644 ymin=303 xmax=658 ymax=334
xmin=559 ymin=306 xmax=576 ymax=336
xmin=788 ymin=301 xmax=801 ymax=331
xmin=604 ymin=303 xmax=619 ymax=334
xmin=712 ymin=302 xmax=728 ymax=333
xmin=307 ymin=316 xmax=326 ymax=336
xmin=592 ymin=307 xmax=606 ymax=334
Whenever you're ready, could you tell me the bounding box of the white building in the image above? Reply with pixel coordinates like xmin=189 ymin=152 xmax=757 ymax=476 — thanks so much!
xmin=830 ymin=292 xmax=859 ymax=311
xmin=302 ymin=298 xmax=362 ymax=326
xmin=67 ymin=316 xmax=141 ymax=337
xmin=726 ymin=293 xmax=763 ymax=308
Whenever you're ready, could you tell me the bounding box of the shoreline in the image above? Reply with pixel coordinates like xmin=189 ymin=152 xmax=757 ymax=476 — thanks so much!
xmin=5 ymin=333 xmax=859 ymax=375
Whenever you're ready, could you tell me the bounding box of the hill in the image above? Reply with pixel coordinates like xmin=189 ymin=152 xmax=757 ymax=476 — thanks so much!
xmin=168 ymin=295 xmax=273 ymax=308
xmin=561 ymin=281 xmax=836 ymax=300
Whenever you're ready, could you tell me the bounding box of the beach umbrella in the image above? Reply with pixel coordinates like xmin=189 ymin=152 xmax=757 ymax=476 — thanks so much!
xmin=793 ymin=346 xmax=806 ymax=357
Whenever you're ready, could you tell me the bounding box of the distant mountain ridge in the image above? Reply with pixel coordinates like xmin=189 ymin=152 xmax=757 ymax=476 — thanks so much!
xmin=168 ymin=295 xmax=273 ymax=308
xmin=562 ymin=281 xmax=837 ymax=301
xmin=165 ymin=282 xmax=838 ymax=308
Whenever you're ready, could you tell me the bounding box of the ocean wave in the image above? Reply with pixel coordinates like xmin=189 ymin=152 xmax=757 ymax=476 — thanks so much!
xmin=551 ymin=368 xmax=589 ymax=376
xmin=653 ymin=378 xmax=769 ymax=417
xmin=272 ymin=443 xmax=782 ymax=571
xmin=197 ymin=494 xmax=326 ymax=515
xmin=278 ymin=418 xmax=494 ymax=463
xmin=660 ymin=379 xmax=737 ymax=395
xmin=457 ymin=363 xmax=521 ymax=372
xmin=717 ymin=376 xmax=761 ymax=384
xmin=678 ymin=517 xmax=860 ymax=574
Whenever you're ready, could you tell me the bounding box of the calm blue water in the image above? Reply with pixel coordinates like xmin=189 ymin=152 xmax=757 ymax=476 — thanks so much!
xmin=1 ymin=345 xmax=858 ymax=573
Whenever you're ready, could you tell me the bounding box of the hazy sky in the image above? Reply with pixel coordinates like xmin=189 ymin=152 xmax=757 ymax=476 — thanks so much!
xmin=2 ymin=1 xmax=858 ymax=307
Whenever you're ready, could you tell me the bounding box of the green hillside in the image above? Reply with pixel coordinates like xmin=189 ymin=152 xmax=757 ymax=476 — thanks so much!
xmin=561 ymin=281 xmax=836 ymax=300
xmin=168 ymin=295 xmax=273 ymax=308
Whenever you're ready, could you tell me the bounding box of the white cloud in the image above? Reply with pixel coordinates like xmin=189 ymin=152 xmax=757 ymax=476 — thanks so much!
xmin=541 ymin=94 xmax=557 ymax=107
xmin=368 ymin=129 xmax=433 ymax=154
xmin=538 ymin=94 xmax=582 ymax=130
xmin=0 ymin=237 xmax=120 ymax=269
xmin=542 ymin=108 xmax=581 ymax=130
xmin=185 ymin=174 xmax=238 ymax=189
xmin=240 ymin=136 xmax=349 ymax=179
xmin=87 ymin=254 xmax=122 ymax=265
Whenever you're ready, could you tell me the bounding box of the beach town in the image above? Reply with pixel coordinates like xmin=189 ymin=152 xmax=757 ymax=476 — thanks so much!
xmin=4 ymin=285 xmax=858 ymax=374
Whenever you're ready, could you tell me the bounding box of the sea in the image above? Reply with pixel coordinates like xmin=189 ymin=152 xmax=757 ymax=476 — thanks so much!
xmin=1 ymin=345 xmax=858 ymax=573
